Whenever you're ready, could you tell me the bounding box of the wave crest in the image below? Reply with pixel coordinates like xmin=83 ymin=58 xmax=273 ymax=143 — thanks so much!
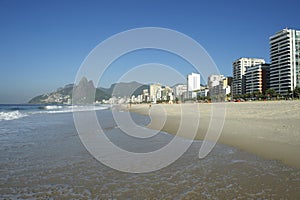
xmin=0 ymin=111 xmax=28 ymax=121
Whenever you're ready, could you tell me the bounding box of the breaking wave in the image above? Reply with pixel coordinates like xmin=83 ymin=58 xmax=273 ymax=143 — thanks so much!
xmin=0 ymin=105 xmax=109 ymax=121
xmin=0 ymin=111 xmax=28 ymax=121
xmin=39 ymin=105 xmax=64 ymax=110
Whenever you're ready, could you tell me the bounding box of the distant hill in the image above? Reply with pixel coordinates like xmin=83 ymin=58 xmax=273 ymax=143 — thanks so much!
xmin=100 ymin=81 xmax=149 ymax=97
xmin=28 ymin=79 xmax=149 ymax=104
xmin=28 ymin=77 xmax=111 ymax=104
xmin=28 ymin=84 xmax=74 ymax=104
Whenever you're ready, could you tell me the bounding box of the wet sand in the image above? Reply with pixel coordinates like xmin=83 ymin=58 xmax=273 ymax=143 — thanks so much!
xmin=127 ymin=101 xmax=300 ymax=168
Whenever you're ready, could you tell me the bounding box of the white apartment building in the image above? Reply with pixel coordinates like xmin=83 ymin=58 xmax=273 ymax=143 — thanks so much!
xmin=172 ymin=84 xmax=187 ymax=97
xmin=208 ymin=74 xmax=224 ymax=88
xmin=187 ymin=73 xmax=201 ymax=91
xmin=269 ymin=28 xmax=300 ymax=95
xmin=149 ymin=83 xmax=162 ymax=102
xmin=187 ymin=73 xmax=200 ymax=99
xmin=142 ymin=89 xmax=149 ymax=102
xmin=208 ymin=74 xmax=224 ymax=96
xmin=161 ymin=86 xmax=174 ymax=101
xmin=208 ymin=75 xmax=232 ymax=101
xmin=232 ymin=58 xmax=265 ymax=96
xmin=207 ymin=74 xmax=224 ymax=97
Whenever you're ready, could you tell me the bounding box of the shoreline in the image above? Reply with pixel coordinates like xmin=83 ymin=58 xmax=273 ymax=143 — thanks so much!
xmin=125 ymin=101 xmax=300 ymax=168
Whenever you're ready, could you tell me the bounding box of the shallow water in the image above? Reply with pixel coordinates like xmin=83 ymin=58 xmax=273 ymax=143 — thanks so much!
xmin=0 ymin=107 xmax=299 ymax=199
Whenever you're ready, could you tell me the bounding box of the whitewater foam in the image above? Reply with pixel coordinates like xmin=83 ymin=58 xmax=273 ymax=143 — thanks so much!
xmin=0 ymin=111 xmax=28 ymax=121
xmin=42 ymin=105 xmax=63 ymax=110
xmin=0 ymin=105 xmax=109 ymax=121
xmin=45 ymin=106 xmax=109 ymax=114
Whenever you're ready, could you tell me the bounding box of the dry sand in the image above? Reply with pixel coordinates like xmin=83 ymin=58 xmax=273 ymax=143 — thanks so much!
xmin=126 ymin=101 xmax=300 ymax=168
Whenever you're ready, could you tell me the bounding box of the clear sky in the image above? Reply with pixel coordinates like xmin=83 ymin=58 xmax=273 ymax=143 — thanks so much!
xmin=0 ymin=0 xmax=299 ymax=103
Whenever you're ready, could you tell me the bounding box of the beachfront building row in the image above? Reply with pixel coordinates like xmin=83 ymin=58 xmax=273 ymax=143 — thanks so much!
xmin=232 ymin=28 xmax=300 ymax=97
xmin=173 ymin=73 xmax=232 ymax=101
xmin=106 ymin=73 xmax=231 ymax=103
xmin=232 ymin=58 xmax=266 ymax=96
xmin=149 ymin=83 xmax=174 ymax=103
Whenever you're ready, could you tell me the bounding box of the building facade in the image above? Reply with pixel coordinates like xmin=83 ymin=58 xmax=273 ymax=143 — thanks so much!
xmin=142 ymin=89 xmax=149 ymax=102
xmin=245 ymin=64 xmax=270 ymax=94
xmin=187 ymin=73 xmax=201 ymax=99
xmin=208 ymin=74 xmax=224 ymax=97
xmin=149 ymin=83 xmax=162 ymax=102
xmin=208 ymin=75 xmax=232 ymax=101
xmin=172 ymin=84 xmax=187 ymax=96
xmin=223 ymin=77 xmax=232 ymax=99
xmin=172 ymin=84 xmax=187 ymax=101
xmin=269 ymin=28 xmax=300 ymax=95
xmin=161 ymin=86 xmax=174 ymax=101
xmin=187 ymin=73 xmax=201 ymax=92
xmin=232 ymin=58 xmax=265 ymax=96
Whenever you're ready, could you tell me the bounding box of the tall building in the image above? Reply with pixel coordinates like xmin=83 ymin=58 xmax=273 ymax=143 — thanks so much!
xmin=172 ymin=84 xmax=187 ymax=97
xmin=149 ymin=83 xmax=162 ymax=102
xmin=208 ymin=75 xmax=232 ymax=101
xmin=223 ymin=77 xmax=232 ymax=88
xmin=223 ymin=77 xmax=232 ymax=97
xmin=208 ymin=75 xmax=224 ymax=89
xmin=245 ymin=64 xmax=270 ymax=94
xmin=208 ymin=74 xmax=224 ymax=97
xmin=161 ymin=86 xmax=173 ymax=101
xmin=187 ymin=73 xmax=201 ymax=91
xmin=172 ymin=84 xmax=187 ymax=101
xmin=232 ymin=58 xmax=265 ymax=96
xmin=269 ymin=28 xmax=300 ymax=95
xmin=142 ymin=89 xmax=149 ymax=102
xmin=187 ymin=73 xmax=201 ymax=99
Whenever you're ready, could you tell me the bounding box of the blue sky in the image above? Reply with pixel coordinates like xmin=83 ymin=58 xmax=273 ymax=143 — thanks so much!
xmin=0 ymin=0 xmax=299 ymax=103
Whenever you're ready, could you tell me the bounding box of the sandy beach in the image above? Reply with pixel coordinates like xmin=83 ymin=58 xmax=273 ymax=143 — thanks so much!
xmin=127 ymin=101 xmax=300 ymax=168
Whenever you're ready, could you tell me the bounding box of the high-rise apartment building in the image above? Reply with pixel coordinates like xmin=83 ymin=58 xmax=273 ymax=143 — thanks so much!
xmin=208 ymin=75 xmax=224 ymax=89
xmin=245 ymin=64 xmax=270 ymax=94
xmin=269 ymin=28 xmax=300 ymax=95
xmin=172 ymin=84 xmax=187 ymax=98
xmin=149 ymin=83 xmax=162 ymax=102
xmin=232 ymin=58 xmax=265 ymax=96
xmin=223 ymin=77 xmax=232 ymax=97
xmin=207 ymin=75 xmax=232 ymax=101
xmin=208 ymin=74 xmax=224 ymax=97
xmin=187 ymin=73 xmax=201 ymax=91
xmin=187 ymin=73 xmax=201 ymax=99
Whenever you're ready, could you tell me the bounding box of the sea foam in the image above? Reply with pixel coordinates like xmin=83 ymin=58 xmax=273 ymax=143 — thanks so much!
xmin=0 ymin=111 xmax=28 ymax=121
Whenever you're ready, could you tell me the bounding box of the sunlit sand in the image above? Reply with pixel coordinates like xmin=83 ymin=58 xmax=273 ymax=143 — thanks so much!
xmin=127 ymin=101 xmax=300 ymax=168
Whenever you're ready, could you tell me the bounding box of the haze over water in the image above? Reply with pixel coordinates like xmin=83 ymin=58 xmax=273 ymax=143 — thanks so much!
xmin=0 ymin=105 xmax=299 ymax=199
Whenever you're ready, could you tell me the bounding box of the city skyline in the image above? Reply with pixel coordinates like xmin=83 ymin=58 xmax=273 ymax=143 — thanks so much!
xmin=0 ymin=0 xmax=299 ymax=103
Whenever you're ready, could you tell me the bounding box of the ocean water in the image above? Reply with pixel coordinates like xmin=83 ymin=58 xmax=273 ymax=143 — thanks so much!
xmin=0 ymin=104 xmax=299 ymax=199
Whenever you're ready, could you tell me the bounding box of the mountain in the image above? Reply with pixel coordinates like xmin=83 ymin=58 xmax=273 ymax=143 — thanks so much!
xmin=28 ymin=78 xmax=110 ymax=104
xmin=28 ymin=84 xmax=74 ymax=104
xmin=28 ymin=79 xmax=148 ymax=104
xmin=100 ymin=81 xmax=149 ymax=97
xmin=72 ymin=77 xmax=96 ymax=104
